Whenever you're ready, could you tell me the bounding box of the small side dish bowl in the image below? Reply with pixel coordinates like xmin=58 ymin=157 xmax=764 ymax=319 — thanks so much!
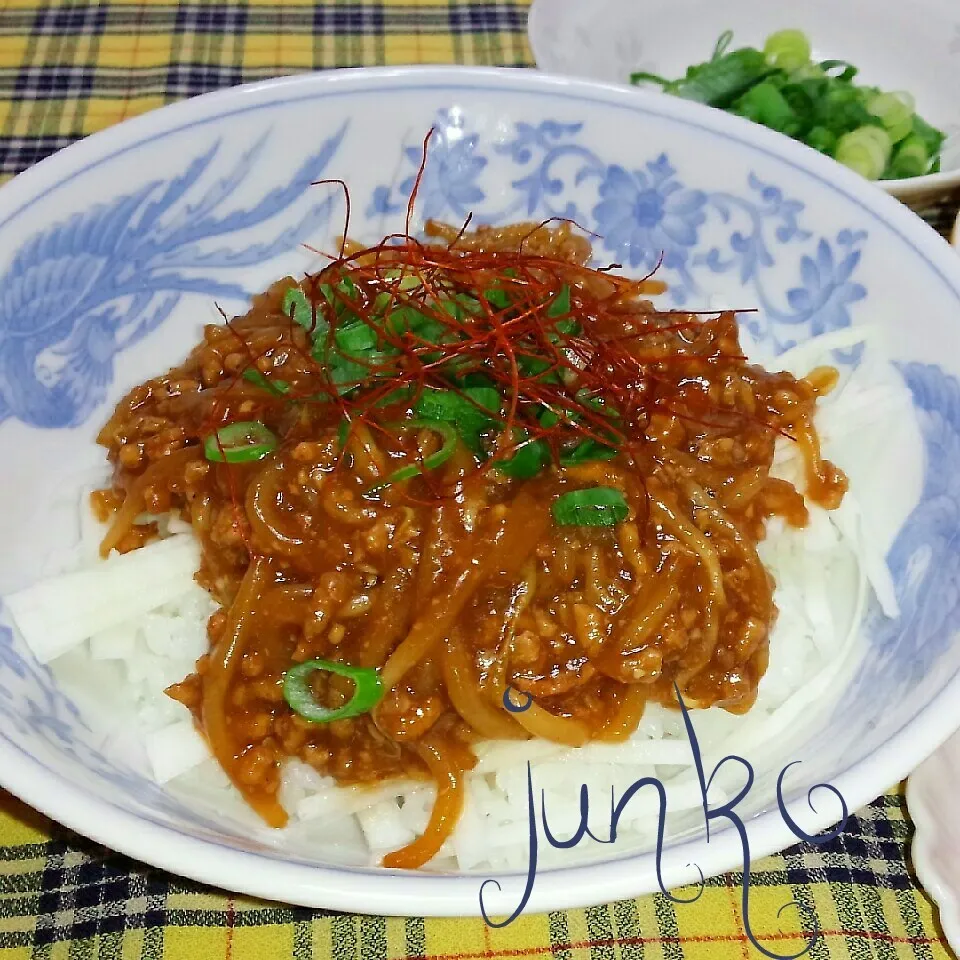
xmin=528 ymin=0 xmax=960 ymax=217
xmin=2 ymin=65 xmax=960 ymax=915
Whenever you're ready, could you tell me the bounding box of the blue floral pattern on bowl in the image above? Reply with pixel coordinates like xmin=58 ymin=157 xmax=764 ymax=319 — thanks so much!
xmin=370 ymin=112 xmax=867 ymax=362
xmin=592 ymin=158 xmax=707 ymax=274
xmin=833 ymin=362 xmax=960 ymax=730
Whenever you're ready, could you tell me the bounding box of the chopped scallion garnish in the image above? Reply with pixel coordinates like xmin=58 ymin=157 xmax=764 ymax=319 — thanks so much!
xmin=203 ymin=421 xmax=278 ymax=464
xmin=413 ymin=386 xmax=500 ymax=453
xmin=367 ymin=420 xmax=458 ymax=493
xmin=283 ymin=659 xmax=383 ymax=723
xmin=242 ymin=368 xmax=290 ymax=396
xmin=546 ymin=285 xmax=572 ymax=319
xmin=630 ymin=30 xmax=945 ymax=180
xmin=496 ymin=432 xmax=549 ymax=479
xmin=283 ymin=287 xmax=313 ymax=330
xmin=552 ymin=487 xmax=629 ymax=527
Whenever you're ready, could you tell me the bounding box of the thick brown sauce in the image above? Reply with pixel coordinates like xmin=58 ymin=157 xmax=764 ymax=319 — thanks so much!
xmin=93 ymin=222 xmax=847 ymax=866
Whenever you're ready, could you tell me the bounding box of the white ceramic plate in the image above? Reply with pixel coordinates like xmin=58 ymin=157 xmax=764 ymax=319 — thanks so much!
xmin=527 ymin=0 xmax=960 ymax=208
xmin=3 ymin=65 xmax=960 ymax=916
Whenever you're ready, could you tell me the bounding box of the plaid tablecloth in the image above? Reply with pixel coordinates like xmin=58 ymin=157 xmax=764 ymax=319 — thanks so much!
xmin=0 ymin=1 xmax=955 ymax=957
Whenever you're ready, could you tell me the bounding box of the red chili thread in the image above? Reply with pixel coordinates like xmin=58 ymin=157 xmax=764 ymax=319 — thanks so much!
xmin=191 ymin=129 xmax=790 ymax=506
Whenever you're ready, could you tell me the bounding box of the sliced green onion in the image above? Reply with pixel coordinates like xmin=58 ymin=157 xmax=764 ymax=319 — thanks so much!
xmin=462 ymin=385 xmax=502 ymax=413
xmin=626 ymin=31 xmax=945 ymax=182
xmin=912 ymin=114 xmax=947 ymax=157
xmin=368 ymin=419 xmax=457 ymax=492
xmin=517 ymin=353 xmax=557 ymax=381
xmin=485 ymin=287 xmax=511 ymax=310
xmin=242 ymin=367 xmax=290 ymax=396
xmin=440 ymin=293 xmax=483 ymax=321
xmin=788 ymin=62 xmax=825 ymax=82
xmin=630 ymin=70 xmax=671 ymax=88
xmin=552 ymin=487 xmax=629 ymax=527
xmin=310 ymin=341 xmax=381 ymax=394
xmin=459 ymin=372 xmax=497 ymax=390
xmin=204 ymin=421 xmax=278 ymax=463
xmin=546 ymin=285 xmax=572 ymax=319
xmin=818 ymin=59 xmax=857 ymax=81
xmin=866 ymin=91 xmax=915 ymax=143
xmin=387 ymin=305 xmax=446 ymax=342
xmin=371 ymin=276 xmax=425 ymax=315
xmin=336 ymin=418 xmax=351 ymax=450
xmin=318 ymin=278 xmax=361 ymax=325
xmin=330 ymin=355 xmax=386 ymax=394
xmin=835 ymin=125 xmax=892 ymax=180
xmin=335 ymin=322 xmax=379 ymax=354
xmin=559 ymin=438 xmax=618 ymax=466
xmin=283 ymin=287 xmax=313 ymax=330
xmin=414 ymin=386 xmax=499 ymax=422
xmin=669 ymin=47 xmax=772 ymax=108
xmin=735 ymin=81 xmax=798 ymax=133
xmin=372 ymin=291 xmax=393 ymax=314
xmin=539 ymin=408 xmax=561 ymax=429
xmin=320 ymin=275 xmax=358 ymax=304
xmin=413 ymin=386 xmax=500 ymax=453
xmin=804 ymin=125 xmax=837 ymax=155
xmin=311 ymin=312 xmax=388 ymax=395
xmin=885 ymin=115 xmax=914 ymax=146
xmin=496 ymin=433 xmax=548 ymax=479
xmin=379 ymin=271 xmax=423 ymax=291
xmin=867 ymin=91 xmax=914 ymax=124
xmin=712 ymin=29 xmax=734 ymax=60
xmin=283 ymin=659 xmax=383 ymax=723
xmin=763 ymin=29 xmax=811 ymax=71
xmin=888 ymin=133 xmax=930 ymax=179
xmin=374 ymin=386 xmax=416 ymax=408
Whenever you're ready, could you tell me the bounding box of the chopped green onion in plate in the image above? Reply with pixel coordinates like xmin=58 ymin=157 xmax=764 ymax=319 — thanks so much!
xmin=629 ymin=29 xmax=946 ymax=181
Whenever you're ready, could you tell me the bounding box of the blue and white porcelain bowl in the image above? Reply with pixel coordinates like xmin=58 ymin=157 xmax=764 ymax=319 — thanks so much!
xmin=1 ymin=66 xmax=960 ymax=917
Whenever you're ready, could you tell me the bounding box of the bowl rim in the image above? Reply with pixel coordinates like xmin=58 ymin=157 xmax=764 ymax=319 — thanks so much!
xmin=4 ymin=63 xmax=960 ymax=915
xmin=525 ymin=0 xmax=960 ymax=198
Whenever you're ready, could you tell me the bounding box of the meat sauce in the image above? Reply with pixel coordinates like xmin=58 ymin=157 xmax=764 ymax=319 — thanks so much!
xmin=93 ymin=222 xmax=846 ymax=867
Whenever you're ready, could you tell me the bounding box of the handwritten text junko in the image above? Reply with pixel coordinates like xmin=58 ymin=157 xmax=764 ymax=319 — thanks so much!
xmin=480 ymin=685 xmax=848 ymax=959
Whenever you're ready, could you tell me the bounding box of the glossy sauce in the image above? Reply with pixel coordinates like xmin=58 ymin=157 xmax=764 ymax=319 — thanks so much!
xmin=94 ymin=223 xmax=847 ymax=861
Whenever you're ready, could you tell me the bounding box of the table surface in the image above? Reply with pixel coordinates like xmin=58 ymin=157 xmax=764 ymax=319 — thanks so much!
xmin=0 ymin=1 xmax=956 ymax=957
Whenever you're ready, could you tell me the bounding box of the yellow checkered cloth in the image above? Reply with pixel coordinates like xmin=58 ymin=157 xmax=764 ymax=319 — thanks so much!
xmin=0 ymin=1 xmax=953 ymax=957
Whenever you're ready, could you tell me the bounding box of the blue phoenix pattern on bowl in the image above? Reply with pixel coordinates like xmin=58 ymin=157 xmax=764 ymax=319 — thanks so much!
xmin=0 ymin=123 xmax=347 ymax=430
xmin=0 ymin=105 xmax=956 ymax=837
xmin=839 ymin=364 xmax=960 ymax=713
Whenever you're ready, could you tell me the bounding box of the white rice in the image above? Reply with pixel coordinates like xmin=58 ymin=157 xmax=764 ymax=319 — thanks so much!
xmin=6 ymin=327 xmax=909 ymax=873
